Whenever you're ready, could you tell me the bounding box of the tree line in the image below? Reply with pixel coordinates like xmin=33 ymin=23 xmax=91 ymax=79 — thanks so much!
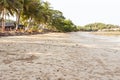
xmin=0 ymin=0 xmax=77 ymax=33
xmin=78 ymin=23 xmax=120 ymax=31
xmin=0 ymin=0 xmax=119 ymax=33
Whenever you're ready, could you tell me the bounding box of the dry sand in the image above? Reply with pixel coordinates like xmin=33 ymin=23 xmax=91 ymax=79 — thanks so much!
xmin=0 ymin=32 xmax=120 ymax=80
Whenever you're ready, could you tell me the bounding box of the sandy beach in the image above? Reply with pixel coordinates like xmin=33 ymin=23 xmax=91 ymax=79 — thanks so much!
xmin=0 ymin=32 xmax=120 ymax=80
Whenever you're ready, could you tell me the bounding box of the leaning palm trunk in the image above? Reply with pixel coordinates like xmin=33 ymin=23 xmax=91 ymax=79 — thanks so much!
xmin=16 ymin=10 xmax=21 ymax=30
xmin=25 ymin=18 xmax=32 ymax=31
xmin=1 ymin=8 xmax=6 ymax=32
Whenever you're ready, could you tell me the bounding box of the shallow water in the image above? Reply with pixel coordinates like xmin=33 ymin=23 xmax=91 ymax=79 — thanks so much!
xmin=70 ymin=32 xmax=120 ymax=50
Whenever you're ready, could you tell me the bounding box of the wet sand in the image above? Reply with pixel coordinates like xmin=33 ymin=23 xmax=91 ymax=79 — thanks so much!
xmin=92 ymin=32 xmax=120 ymax=36
xmin=0 ymin=32 xmax=120 ymax=80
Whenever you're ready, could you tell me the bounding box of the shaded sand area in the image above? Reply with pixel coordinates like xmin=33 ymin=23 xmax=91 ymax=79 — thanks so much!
xmin=0 ymin=32 xmax=120 ymax=80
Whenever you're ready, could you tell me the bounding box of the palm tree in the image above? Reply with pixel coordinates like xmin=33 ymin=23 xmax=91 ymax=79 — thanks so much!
xmin=33 ymin=1 xmax=53 ymax=29
xmin=21 ymin=0 xmax=42 ymax=31
xmin=0 ymin=0 xmax=19 ymax=32
xmin=0 ymin=0 xmax=7 ymax=32
xmin=14 ymin=0 xmax=23 ymax=30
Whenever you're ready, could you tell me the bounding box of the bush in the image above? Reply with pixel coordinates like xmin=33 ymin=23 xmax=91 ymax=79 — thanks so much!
xmin=29 ymin=26 xmax=39 ymax=32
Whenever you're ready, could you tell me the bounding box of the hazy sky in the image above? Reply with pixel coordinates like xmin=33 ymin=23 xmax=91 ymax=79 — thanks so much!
xmin=46 ymin=0 xmax=120 ymax=26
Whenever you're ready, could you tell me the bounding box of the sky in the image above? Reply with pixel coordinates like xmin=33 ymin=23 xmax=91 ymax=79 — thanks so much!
xmin=45 ymin=0 xmax=120 ymax=26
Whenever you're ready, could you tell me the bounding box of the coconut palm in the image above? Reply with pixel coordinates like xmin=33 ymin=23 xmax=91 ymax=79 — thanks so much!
xmin=0 ymin=0 xmax=20 ymax=32
xmin=33 ymin=1 xmax=53 ymax=30
xmin=14 ymin=0 xmax=23 ymax=30
xmin=21 ymin=0 xmax=43 ymax=30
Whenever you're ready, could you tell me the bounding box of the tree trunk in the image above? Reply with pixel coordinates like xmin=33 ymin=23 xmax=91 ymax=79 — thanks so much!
xmin=16 ymin=10 xmax=21 ymax=30
xmin=1 ymin=8 xmax=5 ymax=32
xmin=25 ymin=18 xmax=32 ymax=31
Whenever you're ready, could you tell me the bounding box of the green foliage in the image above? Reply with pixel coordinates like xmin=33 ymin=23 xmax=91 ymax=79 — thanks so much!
xmin=0 ymin=0 xmax=77 ymax=32
xmin=78 ymin=23 xmax=120 ymax=31
xmin=61 ymin=20 xmax=77 ymax=32
xmin=50 ymin=15 xmax=77 ymax=32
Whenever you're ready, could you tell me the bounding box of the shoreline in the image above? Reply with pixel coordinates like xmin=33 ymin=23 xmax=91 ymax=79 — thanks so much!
xmin=1 ymin=31 xmax=120 ymax=37
xmin=91 ymin=31 xmax=120 ymax=36
xmin=0 ymin=31 xmax=53 ymax=37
